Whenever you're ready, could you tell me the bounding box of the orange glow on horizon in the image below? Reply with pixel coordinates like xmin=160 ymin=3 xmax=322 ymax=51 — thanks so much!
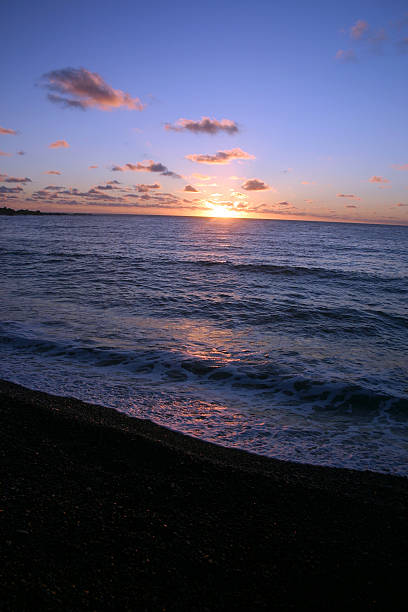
xmin=205 ymin=202 xmax=244 ymax=218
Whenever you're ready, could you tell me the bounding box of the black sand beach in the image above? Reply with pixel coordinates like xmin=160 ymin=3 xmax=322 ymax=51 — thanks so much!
xmin=1 ymin=379 xmax=407 ymax=611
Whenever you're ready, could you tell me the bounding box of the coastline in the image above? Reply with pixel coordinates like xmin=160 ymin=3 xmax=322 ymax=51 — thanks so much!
xmin=1 ymin=378 xmax=407 ymax=610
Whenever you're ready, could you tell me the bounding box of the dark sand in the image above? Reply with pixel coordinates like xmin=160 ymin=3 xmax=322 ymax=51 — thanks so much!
xmin=1 ymin=379 xmax=407 ymax=611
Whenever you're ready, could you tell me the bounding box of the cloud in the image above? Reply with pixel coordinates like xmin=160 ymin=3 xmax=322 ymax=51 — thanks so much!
xmin=107 ymin=180 xmax=121 ymax=185
xmin=112 ymin=160 xmax=181 ymax=178
xmin=397 ymin=37 xmax=408 ymax=53
xmin=241 ymin=178 xmax=270 ymax=191
xmin=345 ymin=205 xmax=357 ymax=208
xmin=350 ymin=20 xmax=369 ymax=40
xmin=89 ymin=165 xmax=98 ymax=169
xmin=335 ymin=49 xmax=357 ymax=62
xmin=300 ymin=180 xmax=316 ymax=185
xmin=135 ymin=183 xmax=161 ymax=192
xmin=17 ymin=150 xmax=25 ymax=156
xmin=1 ymin=176 xmax=31 ymax=183
xmin=396 ymin=202 xmax=408 ymax=207
xmin=392 ymin=163 xmax=408 ymax=170
xmin=0 ymin=185 xmax=23 ymax=193
xmin=49 ymin=140 xmax=69 ymax=149
xmin=44 ymin=170 xmax=62 ymax=175
xmin=337 ymin=193 xmax=361 ymax=200
xmin=0 ymin=151 xmax=11 ymax=156
xmin=184 ymin=185 xmax=199 ymax=192
xmin=41 ymin=67 xmax=144 ymax=111
xmin=0 ymin=126 xmax=18 ymax=135
xmin=186 ymin=148 xmax=255 ymax=165
xmin=192 ymin=173 xmax=212 ymax=181
xmin=369 ymin=176 xmax=389 ymax=183
xmin=165 ymin=117 xmax=239 ymax=135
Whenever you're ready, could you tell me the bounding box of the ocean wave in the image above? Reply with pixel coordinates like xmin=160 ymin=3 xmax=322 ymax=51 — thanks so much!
xmin=1 ymin=325 xmax=406 ymax=416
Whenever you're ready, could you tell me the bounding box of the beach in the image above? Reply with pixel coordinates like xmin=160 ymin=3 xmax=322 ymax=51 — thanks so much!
xmin=1 ymin=378 xmax=407 ymax=610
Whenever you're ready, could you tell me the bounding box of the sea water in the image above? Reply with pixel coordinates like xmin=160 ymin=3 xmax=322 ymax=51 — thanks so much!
xmin=1 ymin=214 xmax=407 ymax=474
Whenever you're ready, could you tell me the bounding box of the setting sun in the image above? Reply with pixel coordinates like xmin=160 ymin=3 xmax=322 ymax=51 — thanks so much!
xmin=206 ymin=203 xmax=243 ymax=218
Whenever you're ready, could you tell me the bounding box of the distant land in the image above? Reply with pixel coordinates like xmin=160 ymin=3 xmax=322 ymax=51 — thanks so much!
xmin=0 ymin=207 xmax=68 ymax=216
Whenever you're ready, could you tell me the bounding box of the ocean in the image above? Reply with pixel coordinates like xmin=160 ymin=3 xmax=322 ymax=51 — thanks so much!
xmin=1 ymin=214 xmax=407 ymax=474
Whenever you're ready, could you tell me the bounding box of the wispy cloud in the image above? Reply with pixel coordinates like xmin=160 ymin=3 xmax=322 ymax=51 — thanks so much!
xmin=112 ymin=160 xmax=181 ymax=178
xmin=350 ymin=20 xmax=369 ymax=40
xmin=186 ymin=148 xmax=254 ymax=165
xmin=392 ymin=163 xmax=408 ymax=170
xmin=369 ymin=176 xmax=389 ymax=183
xmin=396 ymin=202 xmax=408 ymax=207
xmin=44 ymin=170 xmax=62 ymax=175
xmin=184 ymin=185 xmax=199 ymax=192
xmin=0 ymin=151 xmax=11 ymax=156
xmin=89 ymin=165 xmax=98 ymax=169
xmin=397 ymin=37 xmax=408 ymax=53
xmin=345 ymin=204 xmax=358 ymax=208
xmin=0 ymin=126 xmax=18 ymax=135
xmin=241 ymin=178 xmax=270 ymax=191
xmin=335 ymin=49 xmax=357 ymax=62
xmin=42 ymin=67 xmax=144 ymax=111
xmin=165 ymin=117 xmax=239 ymax=135
xmin=337 ymin=193 xmax=361 ymax=200
xmin=49 ymin=140 xmax=69 ymax=149
xmin=17 ymin=150 xmax=25 ymax=156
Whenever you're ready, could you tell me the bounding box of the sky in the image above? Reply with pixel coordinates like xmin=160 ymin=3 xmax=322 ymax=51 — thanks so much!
xmin=1 ymin=0 xmax=407 ymax=224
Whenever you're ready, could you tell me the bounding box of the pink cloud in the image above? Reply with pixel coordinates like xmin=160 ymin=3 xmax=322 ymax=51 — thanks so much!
xmin=49 ymin=140 xmax=69 ymax=149
xmin=350 ymin=20 xmax=369 ymax=40
xmin=337 ymin=193 xmax=361 ymax=200
xmin=186 ymin=148 xmax=255 ymax=165
xmin=0 ymin=151 xmax=11 ymax=156
xmin=345 ymin=205 xmax=357 ymax=208
xmin=165 ymin=117 xmax=238 ymax=135
xmin=89 ymin=165 xmax=98 ymax=169
xmin=335 ymin=49 xmax=357 ymax=63
xmin=44 ymin=170 xmax=62 ymax=175
xmin=42 ymin=67 xmax=144 ymax=111
xmin=0 ymin=126 xmax=18 ymax=135
xmin=241 ymin=178 xmax=270 ymax=191
xmin=369 ymin=176 xmax=389 ymax=183
xmin=396 ymin=202 xmax=408 ymax=207
xmin=392 ymin=164 xmax=408 ymax=170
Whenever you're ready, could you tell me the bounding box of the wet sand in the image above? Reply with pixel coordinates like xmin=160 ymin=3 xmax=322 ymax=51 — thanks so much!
xmin=0 ymin=379 xmax=407 ymax=610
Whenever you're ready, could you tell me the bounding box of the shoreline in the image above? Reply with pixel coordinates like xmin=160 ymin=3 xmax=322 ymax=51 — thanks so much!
xmin=1 ymin=378 xmax=407 ymax=610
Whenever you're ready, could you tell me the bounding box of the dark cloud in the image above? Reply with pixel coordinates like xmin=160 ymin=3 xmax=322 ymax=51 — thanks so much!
xmin=112 ymin=160 xmax=181 ymax=178
xmin=346 ymin=205 xmax=358 ymax=208
xmin=2 ymin=176 xmax=31 ymax=183
xmin=44 ymin=185 xmax=65 ymax=191
xmin=186 ymin=148 xmax=255 ymax=165
xmin=241 ymin=178 xmax=269 ymax=191
xmin=165 ymin=117 xmax=239 ymax=135
xmin=0 ymin=185 xmax=23 ymax=193
xmin=135 ymin=183 xmax=161 ymax=192
xmin=17 ymin=150 xmax=26 ymax=156
xmin=41 ymin=67 xmax=144 ymax=111
xmin=396 ymin=202 xmax=408 ymax=207
xmin=184 ymin=185 xmax=199 ymax=192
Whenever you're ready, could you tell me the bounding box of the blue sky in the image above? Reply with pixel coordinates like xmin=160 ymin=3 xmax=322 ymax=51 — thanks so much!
xmin=1 ymin=0 xmax=407 ymax=223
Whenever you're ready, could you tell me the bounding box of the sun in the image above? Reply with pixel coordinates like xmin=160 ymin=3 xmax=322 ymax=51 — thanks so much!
xmin=207 ymin=203 xmax=242 ymax=218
